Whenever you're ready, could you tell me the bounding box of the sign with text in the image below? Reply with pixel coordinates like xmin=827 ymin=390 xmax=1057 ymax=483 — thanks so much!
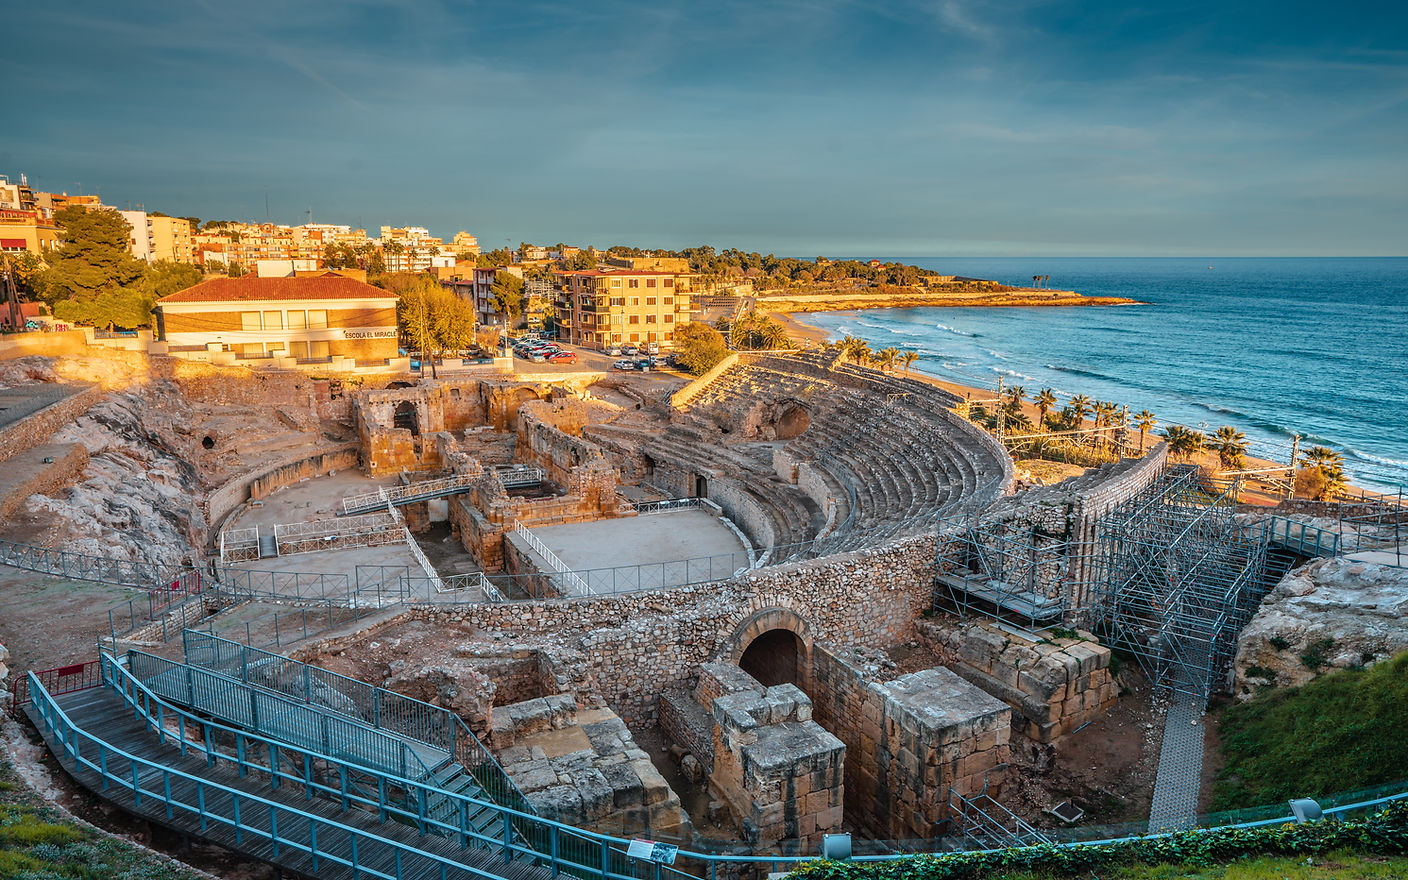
xmin=627 ymin=839 xmax=679 ymax=865
xmin=343 ymin=329 xmax=398 ymax=339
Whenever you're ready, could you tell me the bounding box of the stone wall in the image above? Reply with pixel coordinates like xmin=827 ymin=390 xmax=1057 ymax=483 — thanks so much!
xmin=405 ymin=533 xmax=937 ymax=726
xmin=0 ymin=384 xmax=104 ymax=465
xmin=809 ymin=645 xmax=1011 ymax=840
xmin=916 ymin=619 xmax=1118 ymax=742
xmin=0 ymin=443 xmax=89 ymax=522
xmin=669 ymin=352 xmax=739 ymax=410
xmin=205 ymin=443 xmax=359 ymax=534
xmin=0 ymin=330 xmax=90 ymax=361
xmin=516 ymin=399 xmax=608 ymax=486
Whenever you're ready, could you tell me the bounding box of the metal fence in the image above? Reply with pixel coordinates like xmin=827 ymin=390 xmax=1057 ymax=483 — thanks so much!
xmin=10 ymin=658 xmax=103 ymax=706
xmin=0 ymin=538 xmax=168 ymax=587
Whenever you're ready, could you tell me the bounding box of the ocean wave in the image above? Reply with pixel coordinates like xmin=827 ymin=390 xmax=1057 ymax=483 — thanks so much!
xmin=992 ymin=367 xmax=1039 ymax=382
xmin=1344 ymin=447 xmax=1408 ymax=471
xmin=935 ymin=322 xmax=978 ymax=337
xmin=1046 ymin=364 xmax=1118 ymax=383
xmin=1196 ymin=402 xmax=1252 ymax=420
xmin=981 ymin=348 xmax=1006 ymax=360
xmin=856 ymin=319 xmax=889 ymax=330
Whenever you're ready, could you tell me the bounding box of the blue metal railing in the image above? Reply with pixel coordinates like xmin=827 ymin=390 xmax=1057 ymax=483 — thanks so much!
xmin=180 ymin=630 xmax=534 ymax=817
xmin=127 ymin=651 xmax=438 ymax=783
xmin=1266 ymin=515 xmax=1341 ymax=557
xmin=27 ymin=669 xmax=518 ymax=880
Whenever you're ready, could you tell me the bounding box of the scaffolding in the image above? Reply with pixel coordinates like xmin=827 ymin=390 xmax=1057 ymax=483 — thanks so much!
xmin=933 ymin=515 xmax=1076 ymax=632
xmin=1085 ymin=464 xmax=1269 ymax=700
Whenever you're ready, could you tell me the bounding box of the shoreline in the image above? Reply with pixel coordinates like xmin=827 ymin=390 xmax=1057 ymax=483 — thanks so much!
xmin=756 ymin=287 xmax=1145 ymax=314
xmin=770 ymin=309 xmax=1375 ymax=504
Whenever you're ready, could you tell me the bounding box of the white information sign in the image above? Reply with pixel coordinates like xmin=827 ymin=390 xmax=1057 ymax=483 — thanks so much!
xmin=627 ymin=839 xmax=679 ymax=865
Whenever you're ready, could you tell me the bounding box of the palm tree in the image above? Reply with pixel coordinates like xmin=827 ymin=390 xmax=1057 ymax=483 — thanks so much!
xmin=1005 ymin=385 xmax=1026 ymax=410
xmin=1301 ymin=446 xmax=1344 ymax=473
xmin=1320 ymin=466 xmax=1348 ymax=501
xmin=1210 ymin=426 xmax=1248 ymax=472
xmin=841 ymin=335 xmax=872 ymax=365
xmin=1068 ymin=394 xmax=1092 ymax=442
xmin=1034 ymin=388 xmax=1057 ymax=432
xmin=899 ymin=350 xmax=919 ymax=375
xmin=875 ymin=347 xmax=899 ymax=372
xmin=760 ymin=320 xmax=789 ymax=350
xmin=1132 ymin=411 xmax=1154 ymax=453
xmin=1162 ymin=425 xmax=1205 ymax=462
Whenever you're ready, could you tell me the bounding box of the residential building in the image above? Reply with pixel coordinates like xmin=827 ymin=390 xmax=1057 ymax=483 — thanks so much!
xmin=552 ymin=269 xmax=695 ymax=349
xmin=33 ymin=191 xmax=102 ymax=217
xmin=0 ymin=209 xmax=60 ymax=256
xmin=150 ymin=215 xmax=193 ymax=263
xmin=451 ymin=231 xmax=480 ymax=255
xmin=605 ymin=255 xmax=690 ymax=273
xmin=119 ymin=211 xmax=155 ymax=261
xmin=379 ymin=225 xmax=446 ymax=272
xmin=445 ymin=265 xmax=522 ymax=327
xmin=0 ymin=175 xmax=38 ymax=214
xmin=154 ymin=265 xmax=400 ymax=364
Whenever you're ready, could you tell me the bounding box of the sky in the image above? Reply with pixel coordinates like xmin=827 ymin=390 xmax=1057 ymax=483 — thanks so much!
xmin=6 ymin=1 xmax=1407 ymax=257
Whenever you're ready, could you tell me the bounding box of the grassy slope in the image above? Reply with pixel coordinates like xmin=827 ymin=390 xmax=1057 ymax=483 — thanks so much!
xmin=0 ymin=757 xmax=204 ymax=880
xmin=1213 ymin=651 xmax=1408 ymax=810
xmin=1002 ymin=850 xmax=1408 ymax=879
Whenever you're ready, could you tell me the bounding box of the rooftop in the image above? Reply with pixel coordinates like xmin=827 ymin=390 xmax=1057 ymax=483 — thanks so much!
xmin=156 ymin=273 xmax=397 ymax=304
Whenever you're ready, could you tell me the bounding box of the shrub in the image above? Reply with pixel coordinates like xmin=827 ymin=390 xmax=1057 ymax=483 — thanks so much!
xmin=1269 ymin=636 xmax=1291 ymax=651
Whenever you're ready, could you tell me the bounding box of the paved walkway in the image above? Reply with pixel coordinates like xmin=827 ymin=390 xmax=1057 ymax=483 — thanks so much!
xmin=1148 ymin=686 xmax=1205 ymax=832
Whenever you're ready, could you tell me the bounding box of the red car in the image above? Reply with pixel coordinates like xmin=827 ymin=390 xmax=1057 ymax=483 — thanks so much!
xmin=547 ymin=351 xmax=577 ymax=364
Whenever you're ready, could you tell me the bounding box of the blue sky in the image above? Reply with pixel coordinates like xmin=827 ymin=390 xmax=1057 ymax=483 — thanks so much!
xmin=6 ymin=1 xmax=1406 ymax=256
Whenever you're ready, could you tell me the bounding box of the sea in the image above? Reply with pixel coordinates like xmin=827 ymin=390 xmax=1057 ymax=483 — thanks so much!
xmin=803 ymin=258 xmax=1408 ymax=494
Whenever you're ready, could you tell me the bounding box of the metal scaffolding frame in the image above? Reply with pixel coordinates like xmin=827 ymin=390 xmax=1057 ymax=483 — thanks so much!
xmin=1085 ymin=464 xmax=1269 ymax=700
xmin=933 ymin=514 xmax=1076 ymax=632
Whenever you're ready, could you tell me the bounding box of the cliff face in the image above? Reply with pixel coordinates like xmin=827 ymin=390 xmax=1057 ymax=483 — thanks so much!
xmin=1233 ymin=558 xmax=1408 ymax=697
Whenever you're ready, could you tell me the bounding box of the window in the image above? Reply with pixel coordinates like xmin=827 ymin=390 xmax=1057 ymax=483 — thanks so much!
xmin=310 ymin=340 xmax=329 ymax=358
xmin=628 ymin=279 xmax=639 ymax=288
xmin=646 ymin=315 xmax=656 ymax=323
xmin=612 ymin=333 xmax=621 ymax=342
xmin=262 ymin=310 xmax=283 ymax=330
xmin=610 ymin=279 xmax=621 ymax=287
xmin=663 ymin=297 xmax=673 ymax=305
xmin=663 ymin=278 xmax=674 ymax=288
xmin=611 ymin=297 xmax=624 ymax=306
xmin=647 ymin=332 xmax=658 ymax=341
xmin=630 ymin=297 xmax=639 ymax=306
xmin=664 ymin=332 xmax=673 ymax=341
xmin=629 ymin=315 xmax=639 ymax=325
xmin=645 ymin=297 xmax=656 ymax=306
xmin=287 ymin=311 xmax=306 ymax=330
xmin=240 ymin=312 xmax=261 ymax=331
xmin=664 ymin=314 xmax=674 ymax=323
xmin=646 ymin=278 xmax=656 ymax=288
xmin=629 ymin=332 xmax=640 ymax=342
xmin=307 ymin=310 xmax=328 ymax=329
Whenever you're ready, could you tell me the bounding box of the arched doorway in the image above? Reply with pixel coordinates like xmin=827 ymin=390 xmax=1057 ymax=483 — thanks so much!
xmin=739 ymin=628 xmax=804 ymax=688
xmin=393 ymin=401 xmax=420 ymax=436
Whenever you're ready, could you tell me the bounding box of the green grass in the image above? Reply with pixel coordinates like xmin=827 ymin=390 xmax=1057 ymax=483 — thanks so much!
xmin=1212 ymin=651 xmax=1408 ymax=811
xmin=1000 ymin=849 xmax=1408 ymax=879
xmin=0 ymin=760 xmax=205 ymax=880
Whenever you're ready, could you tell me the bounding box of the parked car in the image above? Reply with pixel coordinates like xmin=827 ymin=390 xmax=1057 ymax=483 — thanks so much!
xmin=604 ymin=344 xmax=623 ymax=357
xmin=527 ymin=352 xmax=547 ymax=363
xmin=622 ymin=344 xmax=639 ymax=356
xmin=547 ymin=351 xmax=577 ymax=364
xmin=646 ymin=342 xmax=660 ymax=355
xmin=611 ymin=359 xmax=637 ymax=371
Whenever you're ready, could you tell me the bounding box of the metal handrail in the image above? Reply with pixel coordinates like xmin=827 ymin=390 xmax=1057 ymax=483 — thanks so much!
xmin=27 ymin=671 xmax=522 ymax=880
xmin=180 ymin=630 xmax=535 ymax=817
xmin=512 ymin=521 xmax=593 ymax=595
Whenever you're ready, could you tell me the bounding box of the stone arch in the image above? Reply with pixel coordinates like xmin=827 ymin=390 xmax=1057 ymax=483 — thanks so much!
xmin=773 ymin=399 xmax=811 ymax=440
xmin=723 ymin=606 xmax=814 ymax=692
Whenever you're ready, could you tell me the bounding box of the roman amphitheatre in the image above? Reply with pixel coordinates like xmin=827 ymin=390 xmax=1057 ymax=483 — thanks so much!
xmin=1 ymin=339 xmax=1405 ymax=879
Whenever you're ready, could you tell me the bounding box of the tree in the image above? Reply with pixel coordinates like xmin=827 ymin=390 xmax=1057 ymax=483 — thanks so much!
xmin=840 ymin=335 xmax=871 ymax=365
xmin=1006 ymin=384 xmax=1026 ymax=410
xmin=673 ymin=322 xmax=729 ymax=375
xmin=1068 ymin=394 xmax=1092 ymax=442
xmin=1134 ymin=410 xmax=1157 ymax=453
xmin=1210 ymin=426 xmax=1248 ymax=472
xmin=759 ymin=320 xmax=790 ymax=350
xmin=875 ymin=347 xmax=899 ymax=372
xmin=38 ymin=207 xmax=147 ymax=307
xmin=392 ymin=275 xmax=477 ymax=379
xmin=140 ymin=261 xmax=204 ymax=301
xmin=1035 ymin=388 xmax=1057 ymax=431
xmin=900 ymin=350 xmax=919 ymax=375
xmin=204 ymin=260 xmax=227 ymax=275
xmin=1298 ymin=446 xmax=1347 ymax=501
xmin=489 ymin=271 xmax=525 ymax=325
xmin=1162 ymin=424 xmax=1205 ymax=461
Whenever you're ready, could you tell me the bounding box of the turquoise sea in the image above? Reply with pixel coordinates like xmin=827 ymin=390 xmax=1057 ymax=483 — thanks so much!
xmin=804 ymin=258 xmax=1408 ymax=493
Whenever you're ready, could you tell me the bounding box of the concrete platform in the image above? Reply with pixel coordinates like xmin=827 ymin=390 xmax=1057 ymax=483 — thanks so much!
xmin=522 ymin=509 xmax=749 ymax=591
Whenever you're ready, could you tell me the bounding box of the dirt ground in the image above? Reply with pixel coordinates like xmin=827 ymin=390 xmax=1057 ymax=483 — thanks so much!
xmin=0 ymin=568 xmax=139 ymax=671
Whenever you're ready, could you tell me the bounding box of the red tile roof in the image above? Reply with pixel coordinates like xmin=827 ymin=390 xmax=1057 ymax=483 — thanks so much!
xmin=157 ymin=273 xmax=396 ymax=304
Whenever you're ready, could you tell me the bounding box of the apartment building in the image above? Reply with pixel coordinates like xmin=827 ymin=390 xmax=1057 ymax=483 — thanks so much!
xmin=0 ymin=209 xmax=60 ymax=256
xmin=552 ymin=269 xmax=695 ymax=349
xmin=451 ymin=231 xmax=480 ymax=255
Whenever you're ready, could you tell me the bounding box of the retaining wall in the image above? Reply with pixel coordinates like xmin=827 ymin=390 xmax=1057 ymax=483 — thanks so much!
xmin=204 ymin=443 xmax=359 ymax=535
xmin=0 ymin=384 xmax=105 ymax=465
